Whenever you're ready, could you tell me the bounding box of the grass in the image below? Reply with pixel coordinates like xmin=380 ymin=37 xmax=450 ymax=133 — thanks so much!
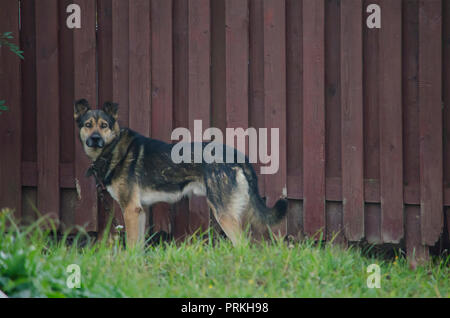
xmin=0 ymin=209 xmax=448 ymax=298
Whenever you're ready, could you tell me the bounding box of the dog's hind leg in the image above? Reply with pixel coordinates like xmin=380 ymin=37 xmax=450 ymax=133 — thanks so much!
xmin=206 ymin=167 xmax=250 ymax=246
xmin=207 ymin=200 xmax=241 ymax=245
xmin=217 ymin=213 xmax=245 ymax=246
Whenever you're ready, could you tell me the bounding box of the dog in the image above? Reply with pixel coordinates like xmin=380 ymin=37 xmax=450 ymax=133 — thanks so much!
xmin=74 ymin=99 xmax=287 ymax=246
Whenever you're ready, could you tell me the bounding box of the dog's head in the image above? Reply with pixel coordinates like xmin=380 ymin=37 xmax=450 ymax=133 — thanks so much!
xmin=74 ymin=99 xmax=120 ymax=161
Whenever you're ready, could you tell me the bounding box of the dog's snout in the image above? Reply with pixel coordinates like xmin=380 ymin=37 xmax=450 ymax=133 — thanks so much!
xmin=86 ymin=133 xmax=104 ymax=148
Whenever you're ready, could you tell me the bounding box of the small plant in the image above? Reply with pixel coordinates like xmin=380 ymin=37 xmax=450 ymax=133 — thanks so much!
xmin=0 ymin=31 xmax=24 ymax=115
xmin=0 ymin=100 xmax=7 ymax=115
xmin=0 ymin=32 xmax=24 ymax=59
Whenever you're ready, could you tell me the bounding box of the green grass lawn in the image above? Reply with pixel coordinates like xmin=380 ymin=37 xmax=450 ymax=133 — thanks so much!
xmin=0 ymin=209 xmax=448 ymax=298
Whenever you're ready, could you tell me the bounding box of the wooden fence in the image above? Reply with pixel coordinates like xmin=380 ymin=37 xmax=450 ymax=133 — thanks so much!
xmin=1 ymin=0 xmax=449 ymax=258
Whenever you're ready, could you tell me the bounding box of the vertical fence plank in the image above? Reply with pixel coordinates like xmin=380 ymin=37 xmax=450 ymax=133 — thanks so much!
xmin=405 ymin=205 xmax=429 ymax=265
xmin=379 ymin=0 xmax=403 ymax=243
xmin=35 ymin=0 xmax=60 ymax=221
xmin=225 ymin=0 xmax=249 ymax=134
xmin=263 ymin=0 xmax=287 ymax=235
xmin=249 ymin=0 xmax=265 ymax=196
xmin=112 ymin=0 xmax=130 ymax=127
xmin=73 ymin=0 xmax=98 ymax=231
xmin=443 ymin=0 xmax=450 ymax=239
xmin=211 ymin=0 xmax=226 ymax=133
xmin=151 ymin=0 xmax=173 ymax=235
xmin=286 ymin=0 xmax=303 ymax=239
xmin=363 ymin=0 xmax=381 ymax=244
xmin=149 ymin=0 xmax=172 ymax=134
xmin=402 ymin=0 xmax=426 ymax=257
xmin=20 ymin=0 xmax=37 ymax=222
xmin=211 ymin=0 xmax=250 ymax=172
xmin=325 ymin=0 xmax=341 ymax=186
xmin=98 ymin=0 xmax=113 ymax=105
xmin=21 ymin=0 xmax=37 ymax=165
xmin=402 ymin=0 xmax=420 ymax=206
xmin=302 ymin=0 xmax=325 ymax=238
xmin=340 ymin=0 xmax=364 ymax=241
xmin=130 ymin=0 xmax=151 ymax=136
xmin=286 ymin=0 xmax=303 ymax=200
xmin=58 ymin=0 xmax=77 ymax=229
xmin=418 ymin=0 xmax=443 ymax=246
xmin=325 ymin=0 xmax=345 ymax=245
xmin=0 ymin=0 xmax=21 ymax=218
xmin=172 ymin=0 xmax=190 ymax=240
xmin=188 ymin=0 xmax=211 ymax=233
xmin=58 ymin=0 xmax=75 ymax=167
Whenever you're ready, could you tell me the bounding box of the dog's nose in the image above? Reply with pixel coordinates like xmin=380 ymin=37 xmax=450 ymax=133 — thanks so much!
xmin=86 ymin=134 xmax=104 ymax=148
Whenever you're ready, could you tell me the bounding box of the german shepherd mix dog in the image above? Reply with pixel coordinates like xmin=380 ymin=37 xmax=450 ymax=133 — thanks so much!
xmin=74 ymin=99 xmax=287 ymax=246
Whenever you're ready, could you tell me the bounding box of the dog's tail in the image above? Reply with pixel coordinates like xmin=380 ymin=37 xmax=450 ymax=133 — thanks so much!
xmin=254 ymin=196 xmax=288 ymax=225
xmin=242 ymin=163 xmax=288 ymax=226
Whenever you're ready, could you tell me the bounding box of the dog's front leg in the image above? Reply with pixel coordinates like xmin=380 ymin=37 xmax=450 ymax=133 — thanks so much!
xmin=123 ymin=203 xmax=144 ymax=247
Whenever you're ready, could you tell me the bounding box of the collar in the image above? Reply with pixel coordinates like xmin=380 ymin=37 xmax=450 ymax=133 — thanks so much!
xmin=86 ymin=132 xmax=122 ymax=192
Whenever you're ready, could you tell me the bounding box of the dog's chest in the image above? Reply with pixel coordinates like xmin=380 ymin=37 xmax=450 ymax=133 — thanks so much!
xmin=106 ymin=185 xmax=120 ymax=204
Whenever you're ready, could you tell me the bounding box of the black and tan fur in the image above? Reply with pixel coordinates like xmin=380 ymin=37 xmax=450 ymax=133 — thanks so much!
xmin=74 ymin=99 xmax=287 ymax=246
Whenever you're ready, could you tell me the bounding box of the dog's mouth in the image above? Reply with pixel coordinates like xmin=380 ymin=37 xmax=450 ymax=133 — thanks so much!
xmin=86 ymin=134 xmax=105 ymax=148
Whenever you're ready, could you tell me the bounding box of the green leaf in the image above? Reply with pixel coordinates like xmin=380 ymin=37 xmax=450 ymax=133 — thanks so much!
xmin=0 ymin=33 xmax=24 ymax=59
xmin=2 ymin=32 xmax=13 ymax=39
xmin=0 ymin=100 xmax=8 ymax=113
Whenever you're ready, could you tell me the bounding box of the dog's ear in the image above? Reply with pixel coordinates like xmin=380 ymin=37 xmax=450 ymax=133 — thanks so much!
xmin=102 ymin=102 xmax=119 ymax=120
xmin=74 ymin=99 xmax=90 ymax=121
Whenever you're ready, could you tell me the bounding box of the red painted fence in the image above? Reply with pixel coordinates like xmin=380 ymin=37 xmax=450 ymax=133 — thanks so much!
xmin=0 ymin=0 xmax=449 ymax=257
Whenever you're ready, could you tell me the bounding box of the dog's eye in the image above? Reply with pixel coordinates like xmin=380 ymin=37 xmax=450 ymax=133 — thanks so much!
xmin=100 ymin=123 xmax=108 ymax=129
xmin=85 ymin=122 xmax=92 ymax=128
